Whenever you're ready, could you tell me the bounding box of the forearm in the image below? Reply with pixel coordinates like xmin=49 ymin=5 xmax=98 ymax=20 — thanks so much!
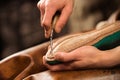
xmin=100 ymin=46 xmax=120 ymax=67
xmin=109 ymin=46 xmax=120 ymax=66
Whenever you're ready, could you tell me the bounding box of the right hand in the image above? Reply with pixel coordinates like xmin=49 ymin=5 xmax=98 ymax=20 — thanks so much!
xmin=37 ymin=0 xmax=74 ymax=38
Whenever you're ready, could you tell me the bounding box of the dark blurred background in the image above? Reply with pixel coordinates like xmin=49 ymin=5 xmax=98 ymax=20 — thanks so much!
xmin=0 ymin=0 xmax=68 ymax=59
xmin=0 ymin=0 xmax=120 ymax=59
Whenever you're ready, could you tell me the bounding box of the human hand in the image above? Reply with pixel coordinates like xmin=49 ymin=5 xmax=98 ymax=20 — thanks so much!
xmin=37 ymin=0 xmax=74 ymax=38
xmin=43 ymin=46 xmax=120 ymax=71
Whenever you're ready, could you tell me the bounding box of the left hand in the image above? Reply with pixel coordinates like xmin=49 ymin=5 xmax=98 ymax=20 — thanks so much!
xmin=43 ymin=46 xmax=116 ymax=71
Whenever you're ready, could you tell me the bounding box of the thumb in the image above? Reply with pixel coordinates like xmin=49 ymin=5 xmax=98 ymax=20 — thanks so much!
xmin=54 ymin=52 xmax=76 ymax=62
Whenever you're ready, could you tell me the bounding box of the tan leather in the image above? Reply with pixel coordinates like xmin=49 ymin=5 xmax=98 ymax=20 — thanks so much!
xmin=0 ymin=10 xmax=120 ymax=80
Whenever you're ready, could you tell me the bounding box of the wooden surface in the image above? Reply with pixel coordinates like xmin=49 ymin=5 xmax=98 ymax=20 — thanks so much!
xmin=24 ymin=68 xmax=120 ymax=80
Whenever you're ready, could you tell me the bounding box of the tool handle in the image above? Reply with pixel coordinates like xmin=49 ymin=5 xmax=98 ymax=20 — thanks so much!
xmin=52 ymin=11 xmax=60 ymax=29
xmin=45 ymin=11 xmax=60 ymax=38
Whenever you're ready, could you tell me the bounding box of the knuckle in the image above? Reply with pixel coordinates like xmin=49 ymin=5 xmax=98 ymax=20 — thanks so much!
xmin=42 ymin=21 xmax=49 ymax=27
xmin=37 ymin=1 xmax=40 ymax=8
xmin=40 ymin=4 xmax=45 ymax=10
xmin=56 ymin=53 xmax=65 ymax=61
xmin=45 ymin=3 xmax=51 ymax=8
xmin=70 ymin=64 xmax=78 ymax=69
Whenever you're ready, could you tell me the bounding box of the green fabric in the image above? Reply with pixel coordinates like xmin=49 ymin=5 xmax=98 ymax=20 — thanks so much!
xmin=47 ymin=60 xmax=63 ymax=65
xmin=93 ymin=30 xmax=120 ymax=50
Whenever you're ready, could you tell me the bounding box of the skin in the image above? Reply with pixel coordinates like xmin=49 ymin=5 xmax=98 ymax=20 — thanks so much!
xmin=37 ymin=0 xmax=120 ymax=71
xmin=37 ymin=0 xmax=74 ymax=38
xmin=43 ymin=46 xmax=120 ymax=71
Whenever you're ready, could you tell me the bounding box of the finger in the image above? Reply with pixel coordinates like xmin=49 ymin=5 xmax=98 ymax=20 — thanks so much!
xmin=44 ymin=59 xmax=85 ymax=71
xmin=54 ymin=46 xmax=88 ymax=62
xmin=40 ymin=9 xmax=45 ymax=27
xmin=43 ymin=61 xmax=73 ymax=71
xmin=44 ymin=27 xmax=50 ymax=38
xmin=37 ymin=1 xmax=41 ymax=8
xmin=54 ymin=52 xmax=77 ymax=62
xmin=43 ymin=56 xmax=84 ymax=71
xmin=43 ymin=56 xmax=47 ymax=65
xmin=55 ymin=5 xmax=73 ymax=33
xmin=37 ymin=0 xmax=45 ymax=27
xmin=42 ymin=7 xmax=56 ymax=38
